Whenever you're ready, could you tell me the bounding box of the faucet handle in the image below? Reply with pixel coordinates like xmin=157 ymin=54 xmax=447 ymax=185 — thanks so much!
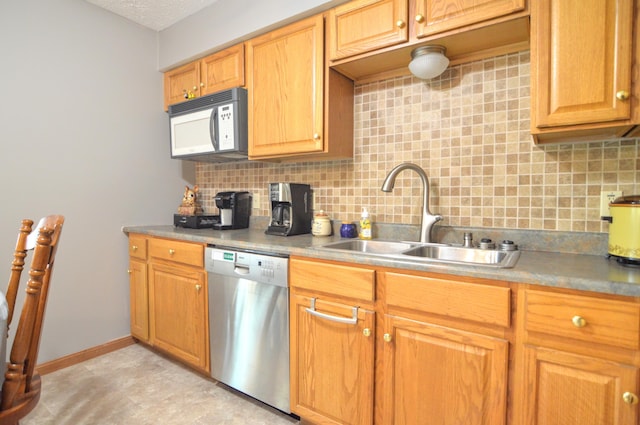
xmin=463 ymin=232 xmax=473 ymax=248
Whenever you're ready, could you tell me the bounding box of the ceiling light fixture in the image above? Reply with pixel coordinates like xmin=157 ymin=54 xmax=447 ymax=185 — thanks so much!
xmin=408 ymin=45 xmax=449 ymax=80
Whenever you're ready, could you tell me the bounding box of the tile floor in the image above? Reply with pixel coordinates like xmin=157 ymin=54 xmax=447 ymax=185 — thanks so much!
xmin=23 ymin=343 xmax=300 ymax=425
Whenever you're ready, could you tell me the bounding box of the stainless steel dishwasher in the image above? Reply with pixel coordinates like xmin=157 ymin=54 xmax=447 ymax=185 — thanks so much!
xmin=204 ymin=246 xmax=290 ymax=413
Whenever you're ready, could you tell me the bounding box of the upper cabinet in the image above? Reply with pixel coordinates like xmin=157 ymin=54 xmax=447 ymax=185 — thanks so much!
xmin=328 ymin=0 xmax=529 ymax=82
xmin=328 ymin=0 xmax=409 ymax=60
xmin=163 ymin=43 xmax=245 ymax=111
xmin=531 ymin=0 xmax=639 ymax=143
xmin=246 ymin=14 xmax=354 ymax=161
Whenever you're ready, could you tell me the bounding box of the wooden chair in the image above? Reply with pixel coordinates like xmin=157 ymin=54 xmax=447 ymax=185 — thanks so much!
xmin=0 ymin=215 xmax=64 ymax=425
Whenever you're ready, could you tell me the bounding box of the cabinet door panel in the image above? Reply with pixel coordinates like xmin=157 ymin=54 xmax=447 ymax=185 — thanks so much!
xmin=532 ymin=0 xmax=633 ymax=128
xmin=329 ymin=0 xmax=408 ymax=60
xmin=517 ymin=345 xmax=639 ymax=425
xmin=201 ymin=43 xmax=245 ymax=95
xmin=290 ymin=294 xmax=375 ymax=425
xmin=129 ymin=258 xmax=148 ymax=341
xmin=416 ymin=0 xmax=525 ymax=37
xmin=247 ymin=15 xmax=324 ymax=158
xmin=382 ymin=315 xmax=508 ymax=425
xmin=163 ymin=61 xmax=200 ymax=110
xmin=149 ymin=263 xmax=208 ymax=370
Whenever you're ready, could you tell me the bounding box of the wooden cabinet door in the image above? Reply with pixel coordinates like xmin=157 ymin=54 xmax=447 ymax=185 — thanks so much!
xmin=414 ymin=0 xmax=525 ymax=38
xmin=328 ymin=0 xmax=408 ymax=60
xmin=517 ymin=345 xmax=639 ymax=425
xmin=246 ymin=15 xmax=324 ymax=159
xmin=200 ymin=43 xmax=245 ymax=96
xmin=163 ymin=61 xmax=201 ymax=110
xmin=148 ymin=262 xmax=208 ymax=371
xmin=381 ymin=315 xmax=509 ymax=425
xmin=128 ymin=258 xmax=148 ymax=341
xmin=531 ymin=0 xmax=634 ymax=129
xmin=290 ymin=293 xmax=375 ymax=425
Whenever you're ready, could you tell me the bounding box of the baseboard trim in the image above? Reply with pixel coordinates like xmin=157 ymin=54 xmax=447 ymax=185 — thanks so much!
xmin=36 ymin=336 xmax=137 ymax=375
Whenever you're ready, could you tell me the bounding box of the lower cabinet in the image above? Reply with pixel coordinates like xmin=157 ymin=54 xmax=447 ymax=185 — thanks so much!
xmin=127 ymin=234 xmax=209 ymax=373
xmin=290 ymin=257 xmax=511 ymax=425
xmin=517 ymin=345 xmax=638 ymax=425
xmin=148 ymin=262 xmax=208 ymax=371
xmin=514 ymin=288 xmax=640 ymax=425
xmin=290 ymin=257 xmax=376 ymax=424
xmin=290 ymin=294 xmax=375 ymax=425
xmin=381 ymin=315 xmax=509 ymax=425
xmin=379 ymin=271 xmax=511 ymax=425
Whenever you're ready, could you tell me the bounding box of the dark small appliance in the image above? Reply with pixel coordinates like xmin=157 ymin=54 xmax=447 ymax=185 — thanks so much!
xmin=213 ymin=191 xmax=251 ymax=230
xmin=173 ymin=214 xmax=218 ymax=229
xmin=265 ymin=183 xmax=312 ymax=236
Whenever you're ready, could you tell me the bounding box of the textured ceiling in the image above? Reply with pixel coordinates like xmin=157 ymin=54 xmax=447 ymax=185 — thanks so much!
xmin=86 ymin=0 xmax=220 ymax=31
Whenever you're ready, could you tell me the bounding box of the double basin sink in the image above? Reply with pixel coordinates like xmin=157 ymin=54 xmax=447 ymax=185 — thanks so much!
xmin=316 ymin=239 xmax=520 ymax=268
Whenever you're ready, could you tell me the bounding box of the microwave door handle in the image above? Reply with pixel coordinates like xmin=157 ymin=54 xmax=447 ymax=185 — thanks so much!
xmin=210 ymin=108 xmax=219 ymax=152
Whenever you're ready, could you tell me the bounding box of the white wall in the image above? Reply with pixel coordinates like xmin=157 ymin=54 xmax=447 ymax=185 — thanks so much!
xmin=0 ymin=0 xmax=191 ymax=363
xmin=158 ymin=0 xmax=350 ymax=70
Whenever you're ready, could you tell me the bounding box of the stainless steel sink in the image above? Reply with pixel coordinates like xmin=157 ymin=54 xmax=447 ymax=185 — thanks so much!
xmin=317 ymin=239 xmax=419 ymax=254
xmin=316 ymin=240 xmax=520 ymax=268
xmin=402 ymin=245 xmax=520 ymax=268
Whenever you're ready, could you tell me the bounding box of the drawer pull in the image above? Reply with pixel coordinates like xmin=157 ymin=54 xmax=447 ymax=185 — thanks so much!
xmin=572 ymin=315 xmax=586 ymax=328
xmin=363 ymin=328 xmax=371 ymax=337
xmin=383 ymin=333 xmax=392 ymax=343
xmin=305 ymin=298 xmax=358 ymax=325
xmin=131 ymin=245 xmax=138 ymax=251
xmin=127 ymin=269 xmax=132 ymax=274
xmin=168 ymin=249 xmax=175 ymax=255
xmin=623 ymin=392 xmax=638 ymax=405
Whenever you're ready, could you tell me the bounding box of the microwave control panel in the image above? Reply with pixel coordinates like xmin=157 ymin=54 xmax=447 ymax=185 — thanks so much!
xmin=217 ymin=103 xmax=235 ymax=150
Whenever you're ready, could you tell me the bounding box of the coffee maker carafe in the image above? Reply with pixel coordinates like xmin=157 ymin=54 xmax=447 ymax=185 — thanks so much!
xmin=265 ymin=183 xmax=312 ymax=236
xmin=213 ymin=191 xmax=251 ymax=230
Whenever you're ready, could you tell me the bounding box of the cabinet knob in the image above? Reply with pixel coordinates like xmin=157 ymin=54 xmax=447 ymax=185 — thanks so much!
xmin=127 ymin=269 xmax=132 ymax=274
xmin=192 ymin=85 xmax=198 ymax=91
xmin=616 ymin=90 xmax=630 ymax=100
xmin=363 ymin=328 xmax=371 ymax=337
xmin=168 ymin=249 xmax=175 ymax=255
xmin=200 ymin=82 xmax=205 ymax=88
xmin=131 ymin=245 xmax=138 ymax=251
xmin=572 ymin=315 xmax=586 ymax=328
xmin=623 ymin=392 xmax=638 ymax=405
xmin=415 ymin=14 xmax=425 ymax=23
xmin=396 ymin=20 xmax=406 ymax=29
xmin=313 ymin=133 xmax=321 ymax=140
xmin=195 ymin=284 xmax=202 ymax=293
xmin=383 ymin=333 xmax=392 ymax=342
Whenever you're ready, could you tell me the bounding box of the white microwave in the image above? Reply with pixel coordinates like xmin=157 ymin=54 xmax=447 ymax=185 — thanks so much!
xmin=168 ymin=87 xmax=248 ymax=162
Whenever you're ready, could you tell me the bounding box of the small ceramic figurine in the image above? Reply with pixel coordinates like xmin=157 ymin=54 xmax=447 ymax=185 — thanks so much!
xmin=178 ymin=185 xmax=204 ymax=215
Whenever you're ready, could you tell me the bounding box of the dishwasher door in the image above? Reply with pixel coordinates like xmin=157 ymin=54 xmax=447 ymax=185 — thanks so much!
xmin=205 ymin=247 xmax=290 ymax=413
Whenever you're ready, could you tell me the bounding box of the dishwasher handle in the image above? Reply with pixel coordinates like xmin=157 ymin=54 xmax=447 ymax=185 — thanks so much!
xmin=305 ymin=298 xmax=358 ymax=325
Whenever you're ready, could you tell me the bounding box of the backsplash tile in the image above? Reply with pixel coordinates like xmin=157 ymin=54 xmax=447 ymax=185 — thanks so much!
xmin=195 ymin=50 xmax=639 ymax=234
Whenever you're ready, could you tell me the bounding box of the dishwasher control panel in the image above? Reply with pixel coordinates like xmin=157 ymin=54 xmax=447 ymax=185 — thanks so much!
xmin=205 ymin=246 xmax=288 ymax=287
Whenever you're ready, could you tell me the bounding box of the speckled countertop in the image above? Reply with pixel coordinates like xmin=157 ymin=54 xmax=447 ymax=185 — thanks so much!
xmin=122 ymin=224 xmax=640 ymax=297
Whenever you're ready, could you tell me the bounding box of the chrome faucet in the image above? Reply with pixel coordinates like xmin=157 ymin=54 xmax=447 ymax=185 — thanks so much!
xmin=381 ymin=162 xmax=443 ymax=243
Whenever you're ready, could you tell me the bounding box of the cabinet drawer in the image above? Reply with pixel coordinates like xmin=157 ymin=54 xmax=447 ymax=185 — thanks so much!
xmin=523 ymin=290 xmax=640 ymax=350
xmin=129 ymin=234 xmax=147 ymax=260
xmin=384 ymin=272 xmax=511 ymax=327
xmin=148 ymin=238 xmax=204 ymax=268
xmin=290 ymin=258 xmax=375 ymax=302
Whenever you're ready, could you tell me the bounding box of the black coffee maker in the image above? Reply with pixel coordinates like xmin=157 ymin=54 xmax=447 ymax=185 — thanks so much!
xmin=265 ymin=183 xmax=312 ymax=236
xmin=213 ymin=191 xmax=251 ymax=230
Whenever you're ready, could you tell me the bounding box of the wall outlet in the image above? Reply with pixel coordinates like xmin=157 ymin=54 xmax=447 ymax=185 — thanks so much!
xmin=252 ymin=192 xmax=261 ymax=209
xmin=600 ymin=190 xmax=622 ymax=217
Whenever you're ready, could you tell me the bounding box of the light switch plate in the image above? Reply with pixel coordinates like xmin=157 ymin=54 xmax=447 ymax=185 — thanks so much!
xmin=600 ymin=190 xmax=622 ymax=217
xmin=252 ymin=192 xmax=261 ymax=209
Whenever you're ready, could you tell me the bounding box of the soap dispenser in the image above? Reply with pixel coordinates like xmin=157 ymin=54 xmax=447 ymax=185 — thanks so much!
xmin=359 ymin=208 xmax=372 ymax=240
